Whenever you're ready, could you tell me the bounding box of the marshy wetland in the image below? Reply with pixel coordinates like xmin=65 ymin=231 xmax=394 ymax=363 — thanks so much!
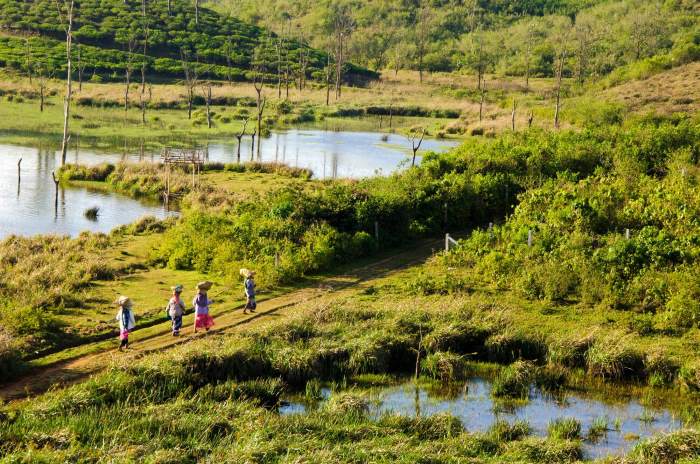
xmin=0 ymin=0 xmax=699 ymax=460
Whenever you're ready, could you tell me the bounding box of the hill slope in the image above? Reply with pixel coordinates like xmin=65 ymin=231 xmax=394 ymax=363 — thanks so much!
xmin=0 ymin=0 xmax=377 ymax=83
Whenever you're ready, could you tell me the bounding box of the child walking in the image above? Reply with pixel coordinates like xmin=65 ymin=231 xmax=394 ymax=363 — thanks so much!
xmin=166 ymin=285 xmax=186 ymax=336
xmin=241 ymin=269 xmax=256 ymax=314
xmin=193 ymin=281 xmax=215 ymax=333
xmin=116 ymin=296 xmax=135 ymax=351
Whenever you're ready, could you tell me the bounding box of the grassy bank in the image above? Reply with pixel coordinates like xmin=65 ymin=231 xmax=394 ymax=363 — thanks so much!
xmin=2 ymin=286 xmax=700 ymax=462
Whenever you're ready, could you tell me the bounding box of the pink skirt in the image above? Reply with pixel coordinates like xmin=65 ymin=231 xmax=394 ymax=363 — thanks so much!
xmin=119 ymin=329 xmax=130 ymax=340
xmin=194 ymin=314 xmax=215 ymax=329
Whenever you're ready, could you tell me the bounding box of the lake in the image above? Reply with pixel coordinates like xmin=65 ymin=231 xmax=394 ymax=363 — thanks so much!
xmin=0 ymin=130 xmax=457 ymax=237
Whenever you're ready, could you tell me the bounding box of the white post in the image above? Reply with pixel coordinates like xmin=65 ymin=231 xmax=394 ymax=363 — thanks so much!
xmin=488 ymin=222 xmax=494 ymax=239
xmin=445 ymin=233 xmax=450 ymax=252
xmin=625 ymin=228 xmax=630 ymax=240
xmin=528 ymin=229 xmax=533 ymax=247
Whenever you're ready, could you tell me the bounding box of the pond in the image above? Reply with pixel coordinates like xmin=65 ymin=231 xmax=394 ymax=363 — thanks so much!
xmin=0 ymin=130 xmax=457 ymax=238
xmin=0 ymin=144 xmax=176 ymax=239
xmin=279 ymin=378 xmax=689 ymax=460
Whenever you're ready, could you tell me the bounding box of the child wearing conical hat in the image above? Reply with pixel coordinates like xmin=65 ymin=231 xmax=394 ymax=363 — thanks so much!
xmin=240 ymin=269 xmax=257 ymax=314
xmin=115 ymin=296 xmax=136 ymax=351
xmin=166 ymin=284 xmax=186 ymax=336
xmin=193 ymin=281 xmax=215 ymax=333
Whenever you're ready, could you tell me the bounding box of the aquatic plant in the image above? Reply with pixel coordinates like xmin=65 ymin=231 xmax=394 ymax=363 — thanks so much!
xmin=547 ymin=417 xmax=582 ymax=440
xmin=491 ymin=360 xmax=535 ymax=399
xmin=421 ymin=351 xmax=469 ymax=381
xmin=587 ymin=416 xmax=609 ymax=442
xmin=84 ymin=206 xmax=100 ymax=220
xmin=487 ymin=419 xmax=531 ymax=442
xmin=585 ymin=334 xmax=645 ymax=380
xmin=629 ymin=430 xmax=700 ymax=464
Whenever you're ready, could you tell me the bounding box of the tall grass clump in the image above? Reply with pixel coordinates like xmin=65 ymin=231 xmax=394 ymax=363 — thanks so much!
xmin=628 ymin=430 xmax=700 ymax=464
xmin=487 ymin=419 xmax=531 ymax=442
xmin=491 ymin=360 xmax=534 ymax=398
xmin=585 ymin=334 xmax=645 ymax=380
xmin=547 ymin=417 xmax=582 ymax=440
xmin=421 ymin=351 xmax=469 ymax=381
xmin=58 ymin=163 xmax=115 ymax=182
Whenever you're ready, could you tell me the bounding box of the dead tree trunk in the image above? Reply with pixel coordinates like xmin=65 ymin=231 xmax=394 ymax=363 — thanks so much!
xmin=256 ymin=97 xmax=266 ymax=156
xmin=335 ymin=36 xmax=343 ymax=99
xmin=479 ymin=82 xmax=486 ymax=122
xmin=140 ymin=0 xmax=149 ymax=125
xmin=204 ymin=84 xmax=212 ymax=128
xmin=511 ymin=98 xmax=516 ymax=131
xmin=528 ymin=111 xmax=534 ymax=128
xmin=39 ymin=73 xmax=47 ymax=112
xmin=409 ymin=129 xmax=426 ymax=167
xmin=124 ymin=39 xmax=136 ymax=115
xmin=181 ymin=49 xmax=198 ymax=120
xmin=253 ymin=73 xmax=265 ymax=153
xmin=51 ymin=170 xmax=59 ymax=211
xmin=235 ymin=118 xmax=249 ymax=162
xmin=58 ymin=0 xmax=75 ymax=166
xmin=194 ymin=0 xmax=199 ymax=25
xmin=276 ymin=39 xmax=282 ymax=99
xmin=250 ymin=129 xmax=256 ymax=161
xmin=524 ymin=42 xmax=531 ymax=92
xmin=325 ymin=53 xmax=331 ymax=106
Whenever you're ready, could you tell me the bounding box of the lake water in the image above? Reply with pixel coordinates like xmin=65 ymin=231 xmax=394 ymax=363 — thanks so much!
xmin=279 ymin=378 xmax=689 ymax=460
xmin=0 ymin=130 xmax=457 ymax=237
xmin=0 ymin=144 xmax=176 ymax=239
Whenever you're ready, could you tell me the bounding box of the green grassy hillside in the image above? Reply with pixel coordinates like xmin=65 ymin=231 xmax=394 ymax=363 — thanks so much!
xmin=0 ymin=0 xmax=378 ymax=83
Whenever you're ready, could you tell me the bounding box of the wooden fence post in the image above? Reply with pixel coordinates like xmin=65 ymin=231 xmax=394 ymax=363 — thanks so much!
xmin=527 ymin=229 xmax=533 ymax=247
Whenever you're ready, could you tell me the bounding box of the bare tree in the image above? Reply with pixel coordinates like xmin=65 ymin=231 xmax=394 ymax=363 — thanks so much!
xmin=235 ymin=117 xmax=249 ymax=162
xmin=140 ymin=0 xmax=149 ymax=124
xmin=180 ymin=48 xmax=199 ymax=119
xmin=414 ymin=4 xmax=434 ymax=84
xmin=479 ymin=80 xmax=486 ymax=122
xmin=252 ymin=68 xmax=266 ymax=152
xmin=331 ymin=6 xmax=354 ymax=99
xmin=36 ymin=60 xmax=53 ymax=112
xmin=124 ymin=36 xmax=137 ymax=114
xmin=194 ymin=0 xmax=199 ymax=25
xmin=55 ymin=0 xmax=75 ymax=166
xmin=523 ymin=22 xmax=537 ymax=91
xmin=408 ymin=128 xmax=426 ymax=167
xmin=203 ymin=81 xmax=213 ymax=128
xmin=325 ymin=51 xmax=332 ymax=106
xmin=276 ymin=37 xmax=283 ymax=98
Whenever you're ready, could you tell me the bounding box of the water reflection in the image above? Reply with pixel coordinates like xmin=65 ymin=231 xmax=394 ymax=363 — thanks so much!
xmin=0 ymin=144 xmax=175 ymax=238
xmin=0 ymin=129 xmax=456 ymax=237
xmin=280 ymin=378 xmax=688 ymax=460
